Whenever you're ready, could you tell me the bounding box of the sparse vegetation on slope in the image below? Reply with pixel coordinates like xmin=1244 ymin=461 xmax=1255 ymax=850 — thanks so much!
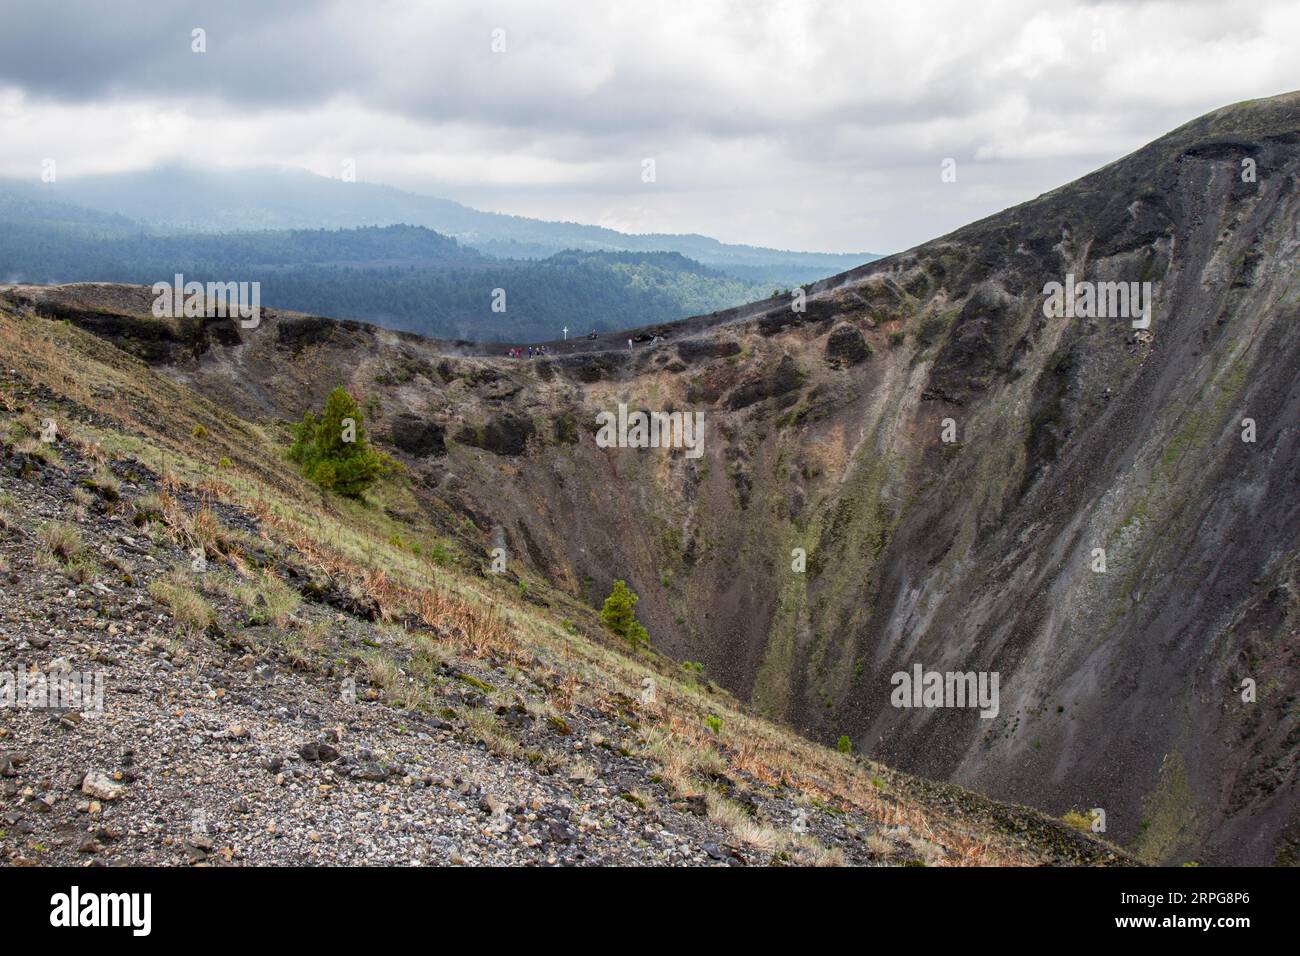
xmin=0 ymin=292 xmax=1136 ymax=867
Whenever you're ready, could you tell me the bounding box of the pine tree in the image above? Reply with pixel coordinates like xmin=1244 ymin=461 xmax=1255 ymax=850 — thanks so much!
xmin=289 ymin=387 xmax=388 ymax=498
xmin=600 ymin=579 xmax=648 ymax=648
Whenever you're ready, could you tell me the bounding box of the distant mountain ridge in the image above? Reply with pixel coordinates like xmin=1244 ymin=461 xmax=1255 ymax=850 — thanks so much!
xmin=0 ymin=195 xmax=773 ymax=342
xmin=0 ymin=166 xmax=879 ymax=287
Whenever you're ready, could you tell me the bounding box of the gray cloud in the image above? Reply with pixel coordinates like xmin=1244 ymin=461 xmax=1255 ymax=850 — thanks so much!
xmin=0 ymin=0 xmax=1295 ymax=252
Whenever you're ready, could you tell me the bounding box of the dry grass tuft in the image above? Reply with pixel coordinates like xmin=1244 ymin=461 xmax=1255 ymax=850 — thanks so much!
xmin=39 ymin=520 xmax=85 ymax=564
xmin=148 ymin=568 xmax=215 ymax=635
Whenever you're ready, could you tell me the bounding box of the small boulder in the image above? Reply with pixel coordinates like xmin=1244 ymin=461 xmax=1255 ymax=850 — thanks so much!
xmin=825 ymin=323 xmax=872 ymax=367
xmin=81 ymin=771 xmax=124 ymax=801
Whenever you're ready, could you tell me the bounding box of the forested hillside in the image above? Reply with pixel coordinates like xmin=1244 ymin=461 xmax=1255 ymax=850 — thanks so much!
xmin=0 ymin=198 xmax=770 ymax=341
xmin=6 ymin=166 xmax=877 ymax=286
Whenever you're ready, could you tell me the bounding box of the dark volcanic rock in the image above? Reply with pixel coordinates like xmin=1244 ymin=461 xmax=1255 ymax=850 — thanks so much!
xmin=677 ymin=339 xmax=742 ymax=363
xmin=276 ymin=315 xmax=370 ymax=354
xmin=824 ymin=323 xmax=872 ymax=367
xmin=726 ymin=354 xmax=804 ymax=409
xmin=389 ymin=414 xmax=447 ymax=458
xmin=456 ymin=415 xmax=535 ymax=457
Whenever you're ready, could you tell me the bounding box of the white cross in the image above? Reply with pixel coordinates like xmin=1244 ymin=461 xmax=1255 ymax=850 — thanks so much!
xmin=562 ymin=326 xmax=568 ymax=340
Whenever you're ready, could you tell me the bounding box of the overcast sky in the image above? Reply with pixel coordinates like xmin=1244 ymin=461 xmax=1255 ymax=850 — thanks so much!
xmin=0 ymin=0 xmax=1295 ymax=253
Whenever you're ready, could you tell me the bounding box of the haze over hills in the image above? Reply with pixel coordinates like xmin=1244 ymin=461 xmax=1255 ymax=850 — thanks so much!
xmin=0 ymin=166 xmax=879 ymax=287
xmin=0 ymin=175 xmax=867 ymax=341
xmin=7 ymin=92 xmax=1294 ymax=865
xmin=0 ymin=189 xmax=785 ymax=341
xmin=0 ymin=199 xmax=772 ymax=342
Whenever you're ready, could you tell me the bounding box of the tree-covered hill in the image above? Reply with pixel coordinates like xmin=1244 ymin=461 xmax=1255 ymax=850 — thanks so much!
xmin=0 ymin=199 xmax=768 ymax=341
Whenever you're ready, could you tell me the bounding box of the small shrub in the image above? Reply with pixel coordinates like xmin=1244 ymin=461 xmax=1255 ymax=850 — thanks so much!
xmin=192 ymin=424 xmax=207 ymax=439
xmin=131 ymin=493 xmax=166 ymax=527
xmin=600 ymin=579 xmax=649 ymax=649
xmin=87 ymin=466 xmax=121 ymax=502
xmin=704 ymin=714 xmax=722 ymax=734
xmin=288 ymin=387 xmax=390 ymax=499
xmin=1061 ymin=809 xmax=1093 ymax=833
xmin=836 ymin=735 xmax=852 ymax=754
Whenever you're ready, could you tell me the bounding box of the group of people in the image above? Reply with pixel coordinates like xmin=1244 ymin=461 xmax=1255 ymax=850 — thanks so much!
xmin=506 ymin=345 xmax=550 ymax=358
xmin=503 ymin=330 xmax=668 ymax=357
xmin=504 ymin=331 xmax=601 ymax=358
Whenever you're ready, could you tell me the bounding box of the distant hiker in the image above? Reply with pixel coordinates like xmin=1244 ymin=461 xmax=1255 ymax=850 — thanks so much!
xmin=627 ymin=338 xmax=633 ymax=349
xmin=589 ymin=330 xmax=597 ymax=340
